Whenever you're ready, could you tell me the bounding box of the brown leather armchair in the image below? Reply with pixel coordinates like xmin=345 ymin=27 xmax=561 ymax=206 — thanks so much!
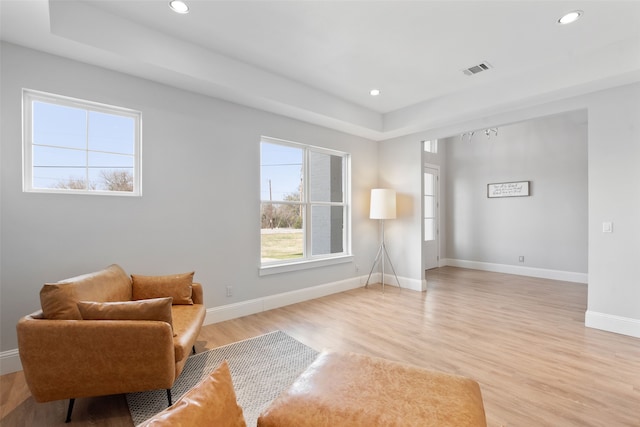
xmin=16 ymin=264 xmax=206 ymax=422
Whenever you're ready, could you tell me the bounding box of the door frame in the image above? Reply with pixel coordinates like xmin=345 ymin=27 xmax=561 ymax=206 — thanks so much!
xmin=423 ymin=162 xmax=441 ymax=270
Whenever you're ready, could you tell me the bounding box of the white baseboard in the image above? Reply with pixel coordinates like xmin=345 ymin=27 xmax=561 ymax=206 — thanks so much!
xmin=441 ymin=258 xmax=588 ymax=284
xmin=205 ymin=275 xmax=365 ymax=324
xmin=359 ymin=273 xmax=424 ymax=292
xmin=585 ymin=310 xmax=640 ymax=338
xmin=386 ymin=274 xmax=426 ymax=292
xmin=0 ymin=348 xmax=21 ymax=376
xmin=205 ymin=273 xmax=423 ymax=325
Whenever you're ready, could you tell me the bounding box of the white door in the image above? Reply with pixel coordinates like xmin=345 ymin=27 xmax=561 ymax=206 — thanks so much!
xmin=423 ymin=165 xmax=440 ymax=270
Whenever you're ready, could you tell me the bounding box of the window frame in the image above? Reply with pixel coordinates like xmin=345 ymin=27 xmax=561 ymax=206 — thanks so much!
xmin=22 ymin=89 xmax=142 ymax=196
xmin=259 ymin=136 xmax=352 ymax=275
xmin=423 ymin=139 xmax=438 ymax=153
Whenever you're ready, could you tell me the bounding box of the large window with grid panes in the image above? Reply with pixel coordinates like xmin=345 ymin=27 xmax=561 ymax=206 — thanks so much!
xmin=260 ymin=137 xmax=351 ymax=272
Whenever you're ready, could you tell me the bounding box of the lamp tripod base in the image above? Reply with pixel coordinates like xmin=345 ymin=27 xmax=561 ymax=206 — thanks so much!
xmin=364 ymin=241 xmax=401 ymax=292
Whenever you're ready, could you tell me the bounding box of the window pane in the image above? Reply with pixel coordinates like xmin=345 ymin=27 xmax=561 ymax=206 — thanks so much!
xmin=309 ymin=151 xmax=343 ymax=202
xmin=261 ymin=202 xmax=303 ymax=229
xmin=424 ymin=172 xmax=434 ymax=196
xmin=33 ymin=102 xmax=86 ymax=149
xmin=33 ymin=145 xmax=86 ymax=168
xmin=88 ymin=111 xmax=135 ymax=154
xmin=423 ymin=140 xmax=438 ymax=153
xmin=88 ymin=151 xmax=134 ymax=168
xmin=89 ymin=168 xmax=134 ymax=192
xmin=261 ymin=203 xmax=304 ymax=261
xmin=33 ymin=145 xmax=89 ymax=189
xmin=311 ymin=205 xmax=344 ymax=255
xmin=424 ymin=195 xmax=435 ymax=217
xmin=33 ymin=167 xmax=88 ymax=189
xmin=425 ymin=218 xmax=435 ymax=241
xmin=260 ymin=143 xmax=303 ymax=202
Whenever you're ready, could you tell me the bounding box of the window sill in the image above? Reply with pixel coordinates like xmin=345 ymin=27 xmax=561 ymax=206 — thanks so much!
xmin=24 ymin=188 xmax=141 ymax=197
xmin=259 ymin=255 xmax=354 ymax=276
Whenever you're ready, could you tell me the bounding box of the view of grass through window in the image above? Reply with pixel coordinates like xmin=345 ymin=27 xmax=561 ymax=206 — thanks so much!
xmin=261 ymin=229 xmax=303 ymax=260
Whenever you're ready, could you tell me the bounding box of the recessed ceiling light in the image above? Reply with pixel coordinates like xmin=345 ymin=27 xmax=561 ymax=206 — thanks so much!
xmin=169 ymin=0 xmax=189 ymax=14
xmin=370 ymin=89 xmax=380 ymax=96
xmin=558 ymin=10 xmax=583 ymax=25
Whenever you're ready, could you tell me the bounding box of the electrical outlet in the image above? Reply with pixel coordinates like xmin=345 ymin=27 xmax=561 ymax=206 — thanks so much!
xmin=355 ymin=264 xmax=360 ymax=272
xmin=519 ymin=256 xmax=525 ymax=263
xmin=226 ymin=286 xmax=233 ymax=297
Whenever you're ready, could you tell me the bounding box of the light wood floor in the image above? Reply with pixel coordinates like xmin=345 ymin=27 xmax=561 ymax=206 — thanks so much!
xmin=1 ymin=267 xmax=639 ymax=426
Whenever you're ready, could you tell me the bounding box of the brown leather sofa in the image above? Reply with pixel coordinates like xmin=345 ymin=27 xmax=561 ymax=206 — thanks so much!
xmin=16 ymin=264 xmax=206 ymax=422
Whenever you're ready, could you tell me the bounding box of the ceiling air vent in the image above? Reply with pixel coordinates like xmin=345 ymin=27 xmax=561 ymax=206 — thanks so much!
xmin=462 ymin=62 xmax=492 ymax=76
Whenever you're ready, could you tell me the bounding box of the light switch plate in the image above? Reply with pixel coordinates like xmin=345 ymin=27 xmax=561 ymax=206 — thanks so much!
xmin=602 ymin=222 xmax=613 ymax=233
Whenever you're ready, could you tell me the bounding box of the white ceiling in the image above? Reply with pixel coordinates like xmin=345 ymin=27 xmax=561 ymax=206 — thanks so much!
xmin=2 ymin=0 xmax=640 ymax=140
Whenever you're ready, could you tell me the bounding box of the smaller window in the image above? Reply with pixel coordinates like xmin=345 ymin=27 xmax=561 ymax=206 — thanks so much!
xmin=423 ymin=139 xmax=438 ymax=153
xmin=23 ymin=89 xmax=141 ymax=196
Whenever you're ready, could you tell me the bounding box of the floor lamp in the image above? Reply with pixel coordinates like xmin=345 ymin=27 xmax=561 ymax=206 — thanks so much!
xmin=365 ymin=188 xmax=401 ymax=291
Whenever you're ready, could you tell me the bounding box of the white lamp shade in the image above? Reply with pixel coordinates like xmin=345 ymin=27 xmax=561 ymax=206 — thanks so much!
xmin=370 ymin=189 xmax=396 ymax=219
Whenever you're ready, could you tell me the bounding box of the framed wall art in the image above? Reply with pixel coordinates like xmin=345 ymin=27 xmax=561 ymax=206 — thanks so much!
xmin=487 ymin=181 xmax=530 ymax=198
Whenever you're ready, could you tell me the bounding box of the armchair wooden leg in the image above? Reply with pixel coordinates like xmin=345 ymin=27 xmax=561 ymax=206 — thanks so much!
xmin=65 ymin=398 xmax=75 ymax=423
xmin=166 ymin=389 xmax=172 ymax=406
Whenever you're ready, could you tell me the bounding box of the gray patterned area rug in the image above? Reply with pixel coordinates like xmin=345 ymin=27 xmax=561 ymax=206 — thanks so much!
xmin=126 ymin=330 xmax=319 ymax=426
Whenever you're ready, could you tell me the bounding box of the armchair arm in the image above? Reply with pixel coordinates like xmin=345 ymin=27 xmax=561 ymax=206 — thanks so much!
xmin=17 ymin=315 xmax=176 ymax=402
xmin=192 ymin=283 xmax=203 ymax=305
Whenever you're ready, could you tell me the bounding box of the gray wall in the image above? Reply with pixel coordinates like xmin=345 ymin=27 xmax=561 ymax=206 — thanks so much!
xmin=443 ymin=111 xmax=588 ymax=273
xmin=378 ymin=137 xmax=425 ymax=288
xmin=0 ymin=43 xmax=378 ymax=352
xmin=586 ymin=83 xmax=640 ymax=329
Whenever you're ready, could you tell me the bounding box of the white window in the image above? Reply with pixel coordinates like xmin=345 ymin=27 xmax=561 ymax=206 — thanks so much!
xmin=23 ymin=89 xmax=141 ymax=196
xmin=424 ymin=170 xmax=437 ymax=241
xmin=423 ymin=139 xmax=438 ymax=153
xmin=260 ymin=137 xmax=351 ymax=273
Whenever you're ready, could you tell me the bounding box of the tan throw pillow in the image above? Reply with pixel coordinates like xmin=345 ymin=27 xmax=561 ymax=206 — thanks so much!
xmin=40 ymin=264 xmax=131 ymax=320
xmin=131 ymin=272 xmax=194 ymax=305
xmin=77 ymin=297 xmax=175 ymax=334
xmin=138 ymin=360 xmax=246 ymax=427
